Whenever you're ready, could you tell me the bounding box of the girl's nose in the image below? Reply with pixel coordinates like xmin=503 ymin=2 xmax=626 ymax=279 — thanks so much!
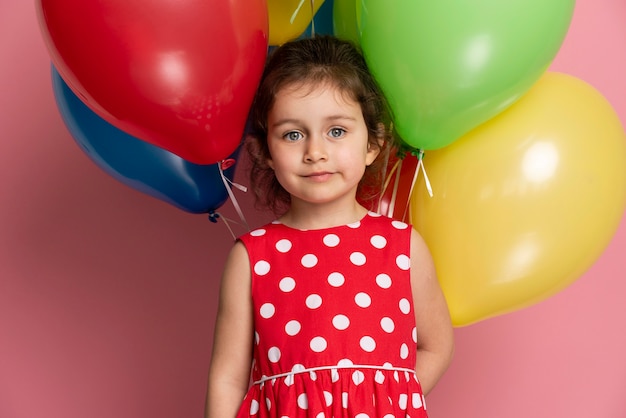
xmin=304 ymin=135 xmax=328 ymax=163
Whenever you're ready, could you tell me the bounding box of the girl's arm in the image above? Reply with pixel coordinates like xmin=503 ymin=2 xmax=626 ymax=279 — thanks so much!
xmin=409 ymin=228 xmax=455 ymax=396
xmin=205 ymin=241 xmax=254 ymax=418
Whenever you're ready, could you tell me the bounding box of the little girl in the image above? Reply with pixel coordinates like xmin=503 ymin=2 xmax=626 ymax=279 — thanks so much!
xmin=206 ymin=36 xmax=454 ymax=418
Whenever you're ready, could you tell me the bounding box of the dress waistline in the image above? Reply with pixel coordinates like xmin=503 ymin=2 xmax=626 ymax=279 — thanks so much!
xmin=253 ymin=364 xmax=416 ymax=385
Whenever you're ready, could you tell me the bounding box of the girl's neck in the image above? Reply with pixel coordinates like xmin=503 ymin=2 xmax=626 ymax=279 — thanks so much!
xmin=278 ymin=200 xmax=369 ymax=231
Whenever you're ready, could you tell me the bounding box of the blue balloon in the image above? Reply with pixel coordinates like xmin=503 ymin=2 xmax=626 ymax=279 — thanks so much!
xmin=51 ymin=66 xmax=239 ymax=214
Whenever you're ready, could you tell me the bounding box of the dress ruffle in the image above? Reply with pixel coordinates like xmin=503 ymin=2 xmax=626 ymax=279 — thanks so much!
xmin=237 ymin=367 xmax=428 ymax=418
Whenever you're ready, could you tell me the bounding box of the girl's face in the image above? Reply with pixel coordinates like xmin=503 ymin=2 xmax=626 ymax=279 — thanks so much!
xmin=266 ymin=82 xmax=380 ymax=209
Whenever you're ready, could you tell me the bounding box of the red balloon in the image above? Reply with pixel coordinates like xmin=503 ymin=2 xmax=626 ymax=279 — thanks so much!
xmin=378 ymin=153 xmax=419 ymax=222
xmin=37 ymin=0 xmax=268 ymax=164
xmin=359 ymin=152 xmax=419 ymax=222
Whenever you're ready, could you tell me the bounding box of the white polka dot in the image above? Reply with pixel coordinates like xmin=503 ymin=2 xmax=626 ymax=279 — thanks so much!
xmin=413 ymin=393 xmax=423 ymax=408
xmin=292 ymin=364 xmax=306 ymax=373
xmin=399 ymin=298 xmax=411 ymax=314
xmin=396 ymin=254 xmax=410 ymax=270
xmin=268 ymin=347 xmax=281 ymax=363
xmin=341 ymin=392 xmax=348 ymax=407
xmin=412 ymin=327 xmax=418 ymax=343
xmin=368 ymin=211 xmax=381 ymax=217
xmin=360 ymin=336 xmax=376 ymax=352
xmin=323 ymin=391 xmax=333 ymax=406
xmin=398 ymin=393 xmax=408 ymax=409
xmin=260 ymin=303 xmax=275 ymax=318
xmin=370 ymin=235 xmax=387 ymax=249
xmin=355 ymin=414 xmax=370 ymax=418
xmin=310 ymin=371 xmax=317 ymax=381
xmin=249 ymin=399 xmax=260 ymax=414
xmin=383 ymin=415 xmax=394 ymax=418
xmin=323 ymin=234 xmax=340 ymax=247
xmin=297 ymin=393 xmax=309 ymax=409
xmin=285 ymin=320 xmax=301 ymax=336
xmin=375 ymin=370 xmax=385 ymax=384
xmin=306 ymin=294 xmax=323 ymax=309
xmin=355 ymin=292 xmax=372 ymax=308
xmin=332 ymin=369 xmax=340 ymax=382
xmin=250 ymin=228 xmax=266 ymax=236
xmin=380 ymin=317 xmax=395 ymax=333
xmin=376 ymin=273 xmax=392 ymax=289
xmin=265 ymin=397 xmax=271 ymax=410
xmin=350 ymin=252 xmax=366 ymax=266
xmin=275 ymin=239 xmax=292 ymax=253
xmin=301 ymin=254 xmax=318 ymax=268
xmin=315 ymin=412 xmax=325 ymax=418
xmin=347 ymin=221 xmax=361 ymax=228
xmin=327 ymin=272 xmax=345 ymax=287
xmin=392 ymin=220 xmax=409 ymax=229
xmin=352 ymin=370 xmax=365 ymax=385
xmin=279 ymin=277 xmax=296 ymax=292
xmin=400 ymin=343 xmax=409 ymax=359
xmin=337 ymin=358 xmax=354 ymax=367
xmin=310 ymin=336 xmax=327 ymax=352
xmin=254 ymin=260 xmax=270 ymax=275
xmin=332 ymin=314 xmax=350 ymax=330
xmin=394 ymin=371 xmax=400 ymax=382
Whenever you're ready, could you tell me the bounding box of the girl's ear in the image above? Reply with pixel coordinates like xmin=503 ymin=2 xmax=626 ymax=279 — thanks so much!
xmin=366 ymin=124 xmax=387 ymax=166
xmin=266 ymin=157 xmax=275 ymax=170
xmin=366 ymin=136 xmax=384 ymax=166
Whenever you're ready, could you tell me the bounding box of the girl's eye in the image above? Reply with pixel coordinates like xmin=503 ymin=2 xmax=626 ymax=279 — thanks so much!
xmin=329 ymin=128 xmax=346 ymax=138
xmin=284 ymin=131 xmax=303 ymax=142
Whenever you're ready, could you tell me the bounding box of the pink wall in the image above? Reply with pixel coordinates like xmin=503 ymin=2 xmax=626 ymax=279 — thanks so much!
xmin=1 ymin=1 xmax=624 ymax=417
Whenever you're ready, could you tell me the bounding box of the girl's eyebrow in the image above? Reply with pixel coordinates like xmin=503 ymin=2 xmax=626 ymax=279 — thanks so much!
xmin=271 ymin=115 xmax=357 ymax=128
xmin=270 ymin=118 xmax=300 ymax=129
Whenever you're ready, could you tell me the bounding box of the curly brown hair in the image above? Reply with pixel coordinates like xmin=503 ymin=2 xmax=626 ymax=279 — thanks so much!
xmin=246 ymin=35 xmax=394 ymax=215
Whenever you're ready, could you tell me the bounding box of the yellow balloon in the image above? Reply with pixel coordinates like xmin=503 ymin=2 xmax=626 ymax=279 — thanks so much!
xmin=267 ymin=0 xmax=325 ymax=45
xmin=410 ymin=72 xmax=626 ymax=327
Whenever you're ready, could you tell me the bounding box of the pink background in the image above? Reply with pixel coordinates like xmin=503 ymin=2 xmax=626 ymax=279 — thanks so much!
xmin=1 ymin=1 xmax=625 ymax=417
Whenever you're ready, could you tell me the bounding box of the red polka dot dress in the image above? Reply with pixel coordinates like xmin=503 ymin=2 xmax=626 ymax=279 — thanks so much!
xmin=236 ymin=212 xmax=428 ymax=418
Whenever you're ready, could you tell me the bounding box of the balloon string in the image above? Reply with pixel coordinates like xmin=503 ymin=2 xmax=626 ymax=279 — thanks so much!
xmin=291 ymin=0 xmax=307 ymax=24
xmin=214 ymin=211 xmax=237 ymax=240
xmin=309 ymin=0 xmax=316 ymax=37
xmin=415 ymin=150 xmax=434 ymax=198
xmin=396 ymin=150 xmax=433 ymax=222
xmin=377 ymin=158 xmax=401 ymax=215
xmin=218 ymin=160 xmax=250 ymax=233
xmin=387 ymin=158 xmax=403 ymax=218
xmin=376 ymin=148 xmax=392 ymax=214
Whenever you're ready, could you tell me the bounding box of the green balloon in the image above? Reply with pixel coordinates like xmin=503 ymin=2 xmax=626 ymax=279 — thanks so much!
xmin=358 ymin=0 xmax=575 ymax=151
xmin=333 ymin=0 xmax=359 ymax=44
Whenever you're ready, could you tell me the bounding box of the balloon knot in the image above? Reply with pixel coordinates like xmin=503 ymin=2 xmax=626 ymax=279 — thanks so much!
xmin=410 ymin=149 xmax=425 ymax=160
xmin=208 ymin=211 xmax=220 ymax=223
xmin=220 ymin=158 xmax=236 ymax=170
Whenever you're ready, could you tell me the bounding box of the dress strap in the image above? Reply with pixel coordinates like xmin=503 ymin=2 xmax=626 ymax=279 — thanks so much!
xmin=253 ymin=364 xmax=416 ymax=385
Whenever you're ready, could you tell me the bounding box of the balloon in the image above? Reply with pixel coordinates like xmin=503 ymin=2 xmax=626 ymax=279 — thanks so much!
xmin=268 ymin=0 xmax=325 ymax=45
xmin=37 ymin=0 xmax=268 ymax=165
xmin=358 ymin=0 xmax=575 ymax=151
xmin=362 ymin=152 xmax=419 ymax=222
xmin=410 ymin=73 xmax=626 ymax=327
xmin=52 ymin=66 xmax=238 ymax=215
xmin=333 ymin=0 xmax=358 ymax=43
